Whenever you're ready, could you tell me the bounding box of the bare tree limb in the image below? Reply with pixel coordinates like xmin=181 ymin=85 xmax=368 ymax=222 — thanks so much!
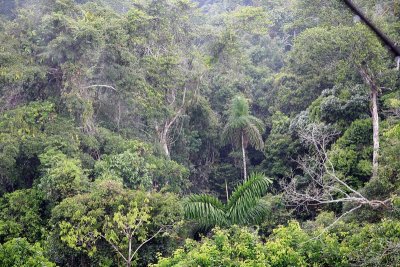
xmin=100 ymin=234 xmax=128 ymax=263
xmin=303 ymin=204 xmax=362 ymax=243
xmin=130 ymin=227 xmax=165 ymax=261
xmin=83 ymin=84 xmax=118 ymax=92
xmin=282 ymin=123 xmax=391 ymax=210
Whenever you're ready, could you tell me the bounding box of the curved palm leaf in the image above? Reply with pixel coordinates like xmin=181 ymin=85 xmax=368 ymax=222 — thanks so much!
xmin=184 ymin=173 xmax=272 ymax=228
xmin=248 ymin=116 xmax=264 ymax=131
xmin=227 ymin=173 xmax=272 ymax=224
xmin=222 ymin=122 xmax=242 ymax=147
xmin=243 ymin=198 xmax=271 ymax=225
xmin=244 ymin=123 xmax=264 ymax=150
xmin=183 ymin=194 xmax=227 ymax=228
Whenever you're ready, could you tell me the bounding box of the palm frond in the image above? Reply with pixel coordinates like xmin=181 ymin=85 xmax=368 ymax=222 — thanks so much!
xmin=183 ymin=194 xmax=227 ymax=227
xmin=222 ymin=116 xmax=249 ymax=145
xmin=242 ymin=198 xmax=271 ymax=225
xmin=226 ymin=173 xmax=272 ymax=225
xmin=222 ymin=122 xmax=242 ymax=147
xmin=244 ymin=123 xmax=264 ymax=150
xmin=248 ymin=115 xmax=265 ymax=132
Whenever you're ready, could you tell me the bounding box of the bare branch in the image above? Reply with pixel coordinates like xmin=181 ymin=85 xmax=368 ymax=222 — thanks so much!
xmin=282 ymin=123 xmax=391 ymax=210
xmin=100 ymin=234 xmax=128 ymax=263
xmin=83 ymin=84 xmax=118 ymax=92
xmin=130 ymin=227 xmax=165 ymax=261
xmin=303 ymin=204 xmax=362 ymax=243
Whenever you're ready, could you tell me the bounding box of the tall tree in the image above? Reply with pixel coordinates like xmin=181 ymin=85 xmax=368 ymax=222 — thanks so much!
xmin=286 ymin=24 xmax=396 ymax=179
xmin=222 ymin=95 xmax=264 ymax=180
xmin=359 ymin=66 xmax=380 ymax=179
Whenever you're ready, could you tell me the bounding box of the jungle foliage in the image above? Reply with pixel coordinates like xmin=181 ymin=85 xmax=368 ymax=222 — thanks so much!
xmin=0 ymin=0 xmax=400 ymax=266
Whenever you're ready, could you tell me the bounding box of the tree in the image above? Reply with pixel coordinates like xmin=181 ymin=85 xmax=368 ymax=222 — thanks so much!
xmin=124 ymin=1 xmax=203 ymax=159
xmin=263 ymin=111 xmax=301 ymax=178
xmin=93 ymin=141 xmax=189 ymax=192
xmin=52 ymin=180 xmax=182 ymax=267
xmin=94 ymin=150 xmax=153 ymax=190
xmin=329 ymin=119 xmax=374 ymax=187
xmin=0 ymin=101 xmax=81 ymax=194
xmin=154 ymin=215 xmax=400 ymax=267
xmin=285 ymin=22 xmax=396 ymax=180
xmin=38 ymin=149 xmax=88 ymax=203
xmin=222 ymin=95 xmax=264 ymax=180
xmin=152 ymin=222 xmax=308 ymax=267
xmin=184 ymin=172 xmax=272 ymax=228
xmin=359 ymin=66 xmax=381 ymax=179
xmin=0 ymin=238 xmax=55 ymax=267
xmin=283 ymin=123 xmax=392 ymax=216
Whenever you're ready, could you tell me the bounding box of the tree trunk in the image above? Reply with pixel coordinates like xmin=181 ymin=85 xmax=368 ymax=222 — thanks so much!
xmin=371 ymin=86 xmax=379 ymax=179
xmin=360 ymin=66 xmax=380 ymax=179
xmin=225 ymin=179 xmax=229 ymax=202
xmin=160 ymin=129 xmax=170 ymax=159
xmin=127 ymin=237 xmax=132 ymax=267
xmin=116 ymin=100 xmax=121 ymax=132
xmin=156 ymin=122 xmax=171 ymax=159
xmin=156 ymin=87 xmax=186 ymax=159
xmin=241 ymin=132 xmax=247 ymax=181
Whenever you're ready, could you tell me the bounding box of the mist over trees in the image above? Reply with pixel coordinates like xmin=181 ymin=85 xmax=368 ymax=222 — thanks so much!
xmin=0 ymin=0 xmax=400 ymax=266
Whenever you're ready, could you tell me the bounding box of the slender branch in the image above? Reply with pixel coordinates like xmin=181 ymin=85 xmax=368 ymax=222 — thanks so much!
xmin=165 ymin=87 xmax=187 ymax=130
xmin=130 ymin=227 xmax=164 ymax=261
xmin=100 ymin=234 xmax=128 ymax=263
xmin=283 ymin=123 xmax=391 ymax=210
xmin=303 ymin=204 xmax=362 ymax=244
xmin=130 ymin=219 xmax=143 ymax=239
xmin=83 ymin=85 xmax=118 ymax=92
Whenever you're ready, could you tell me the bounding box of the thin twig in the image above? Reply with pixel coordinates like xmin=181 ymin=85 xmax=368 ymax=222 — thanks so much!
xmin=130 ymin=227 xmax=164 ymax=261
xmin=303 ymin=205 xmax=362 ymax=244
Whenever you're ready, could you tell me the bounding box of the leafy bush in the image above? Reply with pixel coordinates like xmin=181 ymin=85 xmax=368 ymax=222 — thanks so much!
xmin=39 ymin=149 xmax=88 ymax=202
xmin=0 ymin=189 xmax=44 ymax=243
xmin=0 ymin=238 xmax=55 ymax=267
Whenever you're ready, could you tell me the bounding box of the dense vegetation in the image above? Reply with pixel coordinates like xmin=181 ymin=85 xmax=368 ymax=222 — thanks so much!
xmin=0 ymin=0 xmax=400 ymax=266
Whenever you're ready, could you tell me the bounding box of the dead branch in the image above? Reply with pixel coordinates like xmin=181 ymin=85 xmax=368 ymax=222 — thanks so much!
xmin=303 ymin=204 xmax=362 ymax=244
xmin=83 ymin=84 xmax=118 ymax=92
xmin=130 ymin=226 xmax=165 ymax=261
xmin=282 ymin=123 xmax=392 ymax=211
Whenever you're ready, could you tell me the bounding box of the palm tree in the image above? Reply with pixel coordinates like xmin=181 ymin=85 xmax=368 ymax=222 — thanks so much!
xmin=222 ymin=95 xmax=264 ymax=180
xmin=184 ymin=173 xmax=272 ymax=228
